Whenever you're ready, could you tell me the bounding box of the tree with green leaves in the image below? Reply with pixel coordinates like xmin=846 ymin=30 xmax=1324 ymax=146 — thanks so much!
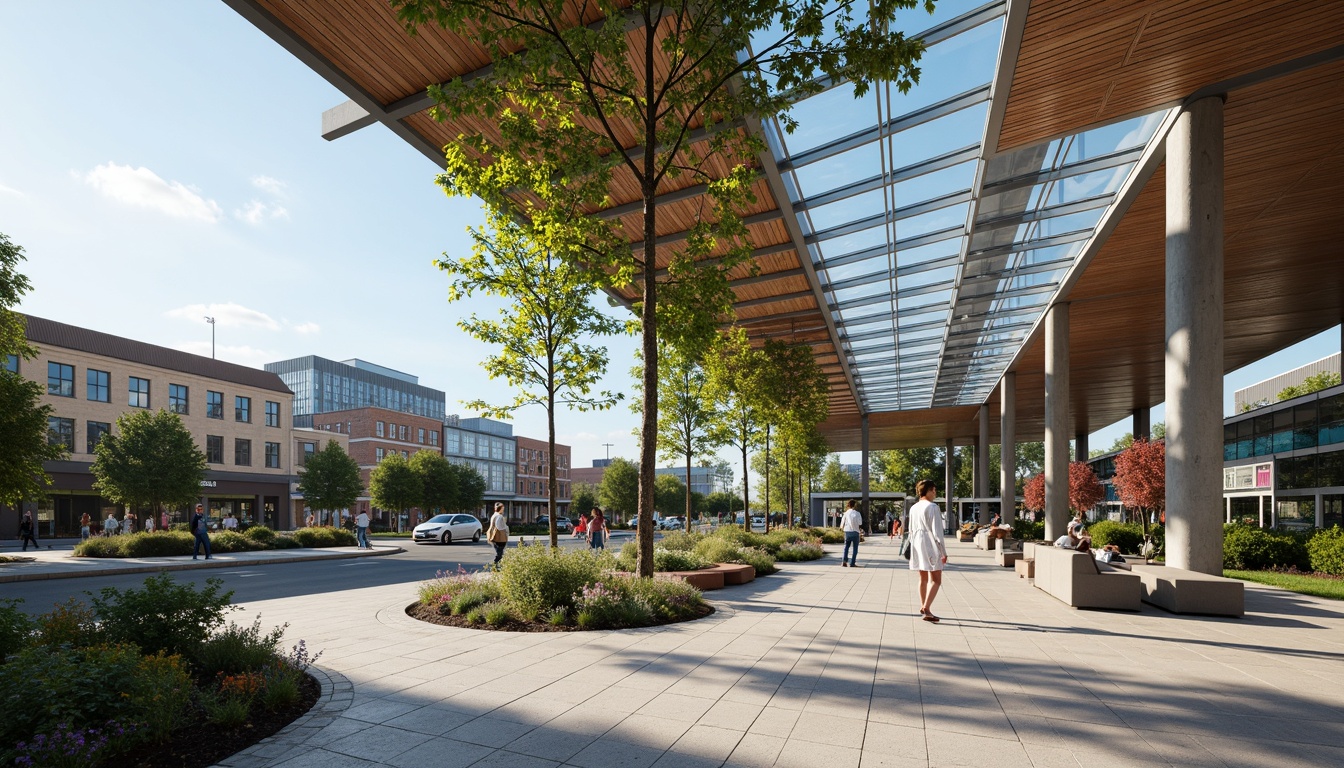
xmin=0 ymin=232 xmax=65 ymax=508
xmin=706 ymin=329 xmax=769 ymax=528
xmin=570 ymin=483 xmax=600 ymax=522
xmin=819 ymin=456 xmax=859 ymax=493
xmin=443 ymin=210 xmax=626 ymax=549
xmin=599 ymin=457 xmax=639 ymax=523
xmin=654 ymin=345 xmax=719 ymax=530
xmin=704 ymin=491 xmax=744 ymax=518
xmin=1097 ymin=422 xmax=1166 ymax=457
xmin=394 ymin=0 xmax=935 ymax=577
xmin=756 ymin=340 xmax=829 ymax=531
xmin=297 ymin=440 xmax=363 ymax=526
xmin=654 ymin=473 xmax=687 ymax=519
xmin=410 ymin=450 xmax=458 ymax=518
xmin=446 ymin=461 xmax=487 ymax=513
xmin=91 ymin=410 xmax=206 ymax=518
xmin=1278 ymin=371 xmax=1341 ymax=401
xmin=872 ymin=448 xmax=943 ymax=496
xmin=369 ymin=454 xmax=423 ymax=533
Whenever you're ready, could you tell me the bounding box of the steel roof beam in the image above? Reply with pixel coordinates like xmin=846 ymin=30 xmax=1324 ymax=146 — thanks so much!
xmin=792 ymin=144 xmax=980 ymax=211
xmin=816 ymin=226 xmax=964 ymax=269
xmin=805 ymin=189 xmax=973 ymax=243
xmin=980 ymin=145 xmax=1143 ymax=197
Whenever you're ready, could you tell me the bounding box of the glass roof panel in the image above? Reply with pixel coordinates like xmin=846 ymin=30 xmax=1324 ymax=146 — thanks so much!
xmin=880 ymin=17 xmax=1003 ymax=116
xmin=892 ymin=161 xmax=978 ymax=208
xmin=806 ymin=188 xmax=888 ymax=231
xmin=791 ymin=144 xmax=884 ymax=196
xmin=784 ymin=87 xmax=878 ymax=155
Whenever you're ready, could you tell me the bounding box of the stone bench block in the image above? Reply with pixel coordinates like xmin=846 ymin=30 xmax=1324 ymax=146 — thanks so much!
xmin=710 ymin=563 xmax=756 ymax=585
xmin=658 ymin=568 xmax=725 ymax=590
xmin=1129 ymin=563 xmax=1244 ymax=617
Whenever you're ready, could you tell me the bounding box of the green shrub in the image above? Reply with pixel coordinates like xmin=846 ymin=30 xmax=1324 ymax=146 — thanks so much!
xmin=621 ymin=577 xmax=705 ymax=621
xmin=446 ymin=584 xmax=500 ymax=616
xmin=210 ymin=530 xmax=264 ymax=553
xmin=90 ymin=573 xmax=236 ymax=658
xmin=614 ymin=541 xmax=639 ymax=571
xmin=497 ymin=544 xmax=605 ymax=614
xmin=774 ymin=539 xmax=825 ymax=562
xmin=1011 ymin=519 xmax=1045 ymax=541
xmin=658 ymin=530 xmax=704 ymax=551
xmin=483 ymin=602 xmax=513 ymax=626
xmin=419 ymin=569 xmax=479 ymax=605
xmin=546 ymin=608 xmax=569 ymax=627
xmin=0 ymin=600 xmax=31 ymax=663
xmin=1086 ymin=521 xmax=1144 ymax=553
xmin=201 ymin=673 xmax=260 ymax=728
xmin=290 ymin=527 xmax=357 ymax=548
xmin=73 ymin=537 xmax=126 ymax=557
xmin=242 ymin=525 xmax=277 ymax=545
xmin=1308 ymin=526 xmax=1344 ymax=576
xmin=572 ymin=581 xmax=652 ymax=629
xmin=653 ymin=548 xmax=709 ymax=572
xmin=194 ymin=615 xmax=286 ymax=678
xmin=33 ymin=598 xmax=101 ymax=649
xmin=271 ymin=534 xmax=302 ymax=549
xmin=1222 ymin=524 xmax=1310 ymax=570
xmin=132 ymin=652 xmax=193 ymax=742
xmin=737 ymin=547 xmax=778 ymax=576
xmin=694 ymin=537 xmax=740 ymax=565
xmin=0 ymin=643 xmax=142 ymax=757
xmin=806 ymin=527 xmax=845 ymax=544
xmin=122 ymin=531 xmax=195 ymax=557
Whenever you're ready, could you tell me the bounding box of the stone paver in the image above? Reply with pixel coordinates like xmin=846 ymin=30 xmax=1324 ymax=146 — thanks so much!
xmin=215 ymin=537 xmax=1344 ymax=767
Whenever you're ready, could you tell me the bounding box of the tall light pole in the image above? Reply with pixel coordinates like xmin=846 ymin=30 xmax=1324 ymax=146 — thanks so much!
xmin=602 ymin=443 xmax=613 ymax=463
xmin=204 ymin=316 xmax=215 ymax=359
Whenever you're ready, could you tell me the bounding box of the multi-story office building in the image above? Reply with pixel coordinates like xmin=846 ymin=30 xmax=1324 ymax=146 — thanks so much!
xmin=264 ymin=356 xmax=445 ymax=428
xmin=290 ymin=427 xmax=351 ymax=526
xmin=442 ymin=415 xmax=516 ymax=518
xmin=515 ymin=435 xmax=571 ymax=520
xmin=310 ymin=407 xmax=442 ymax=530
xmin=655 ymin=465 xmax=734 ymax=497
xmin=4 ymin=315 xmax=296 ymax=536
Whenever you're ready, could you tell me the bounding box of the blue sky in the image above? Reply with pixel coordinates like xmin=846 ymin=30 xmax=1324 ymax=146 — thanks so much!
xmin=1 ymin=3 xmax=1339 ymax=482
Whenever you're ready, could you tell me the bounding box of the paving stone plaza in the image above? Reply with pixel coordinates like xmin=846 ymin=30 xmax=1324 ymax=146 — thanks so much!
xmin=218 ymin=540 xmax=1344 ymax=768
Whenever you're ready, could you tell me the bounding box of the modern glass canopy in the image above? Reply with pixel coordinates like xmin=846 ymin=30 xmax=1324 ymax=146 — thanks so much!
xmin=760 ymin=0 xmax=1172 ymax=414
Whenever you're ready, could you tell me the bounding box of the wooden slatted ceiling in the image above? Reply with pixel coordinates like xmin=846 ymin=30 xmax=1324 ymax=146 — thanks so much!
xmin=999 ymin=0 xmax=1344 ymax=152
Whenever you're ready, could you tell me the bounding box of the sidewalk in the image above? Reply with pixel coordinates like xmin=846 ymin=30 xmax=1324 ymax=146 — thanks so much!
xmin=214 ymin=535 xmax=1344 ymax=768
xmin=0 ymin=543 xmax=401 ymax=583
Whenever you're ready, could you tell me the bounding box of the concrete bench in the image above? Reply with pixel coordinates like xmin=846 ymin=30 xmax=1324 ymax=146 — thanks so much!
xmin=710 ymin=562 xmax=756 ymax=585
xmin=1033 ymin=545 xmax=1141 ymax=611
xmin=658 ymin=568 xmax=725 ymax=590
xmin=1015 ymin=558 xmax=1034 ymax=579
xmin=994 ymin=538 xmax=1022 ymax=567
xmin=1129 ymin=563 xmax=1244 ymax=617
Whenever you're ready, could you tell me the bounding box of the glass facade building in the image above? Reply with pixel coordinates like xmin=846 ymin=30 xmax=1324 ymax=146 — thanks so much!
xmin=265 ymin=356 xmax=445 ymax=427
xmin=442 ymin=415 xmax=517 ymax=512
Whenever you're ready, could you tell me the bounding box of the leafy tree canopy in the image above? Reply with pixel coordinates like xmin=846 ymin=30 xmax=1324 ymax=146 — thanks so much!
xmin=1112 ymin=438 xmax=1164 ymax=530
xmin=369 ymin=453 xmax=423 ymax=514
xmin=570 ymin=483 xmax=600 ymax=519
xmin=653 ymin=473 xmax=687 ymax=518
xmin=92 ymin=410 xmax=206 ymax=513
xmin=598 ymin=457 xmax=639 ymax=519
xmin=410 ymin=450 xmax=458 ymax=514
xmin=0 ymin=372 xmax=64 ymax=507
xmin=447 ymin=461 xmax=487 ymax=513
xmin=297 ymin=440 xmax=363 ymax=515
xmin=1278 ymin=371 xmax=1342 ymax=401
xmin=0 ymin=232 xmax=35 ymax=362
xmin=818 ymin=455 xmax=859 ymax=493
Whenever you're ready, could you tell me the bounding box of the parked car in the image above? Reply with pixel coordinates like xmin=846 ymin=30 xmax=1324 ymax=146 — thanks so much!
xmin=536 ymin=516 xmax=573 ymax=532
xmin=659 ymin=517 xmax=684 ymax=530
xmin=413 ymin=514 xmax=483 ymax=545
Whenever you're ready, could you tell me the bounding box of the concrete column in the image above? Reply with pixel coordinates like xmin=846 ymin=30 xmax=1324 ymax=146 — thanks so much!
xmin=1045 ymin=302 xmax=1071 ymax=541
xmin=1075 ymin=432 xmax=1089 ymax=462
xmin=945 ymin=439 xmax=956 ymax=531
xmin=861 ymin=414 xmax=871 ymax=531
xmin=1165 ymin=96 xmax=1225 ymax=575
xmin=977 ymin=405 xmax=991 ymax=518
xmin=1133 ymin=408 xmax=1151 ymax=442
xmin=1000 ymin=372 xmax=1017 ymax=523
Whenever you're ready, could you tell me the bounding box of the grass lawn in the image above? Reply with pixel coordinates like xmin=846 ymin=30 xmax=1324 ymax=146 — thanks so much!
xmin=1224 ymin=569 xmax=1344 ymax=601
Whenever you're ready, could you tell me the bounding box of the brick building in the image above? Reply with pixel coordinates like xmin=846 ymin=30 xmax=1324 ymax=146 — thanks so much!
xmin=310 ymin=407 xmax=442 ymax=531
xmin=4 ymin=315 xmax=296 ymax=536
xmin=514 ymin=435 xmax=571 ymax=520
xmin=290 ymin=427 xmax=350 ymax=527
xmin=443 ymin=415 xmax=516 ymax=519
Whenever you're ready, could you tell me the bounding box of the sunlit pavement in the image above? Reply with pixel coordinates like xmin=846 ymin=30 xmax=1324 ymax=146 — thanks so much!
xmin=204 ymin=537 xmax=1344 ymax=768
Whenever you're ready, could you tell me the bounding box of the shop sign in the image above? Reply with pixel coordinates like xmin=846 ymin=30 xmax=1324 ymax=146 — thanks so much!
xmin=200 ymin=480 xmax=217 ymax=488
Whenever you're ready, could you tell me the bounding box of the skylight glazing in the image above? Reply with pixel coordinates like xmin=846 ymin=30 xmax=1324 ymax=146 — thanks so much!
xmin=761 ymin=0 xmax=1175 ymax=415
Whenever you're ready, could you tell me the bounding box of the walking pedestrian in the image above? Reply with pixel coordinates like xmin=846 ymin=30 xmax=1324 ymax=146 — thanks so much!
xmin=587 ymin=507 xmax=607 ymax=550
xmin=144 ymin=515 xmax=154 ymax=533
xmin=191 ymin=504 xmax=212 ymax=560
xmin=487 ymin=503 xmax=509 ymax=564
xmin=223 ymin=511 xmax=238 ymax=532
xmin=908 ymin=479 xmax=948 ymax=622
xmin=160 ymin=510 xmax=170 ymax=532
xmin=304 ymin=512 xmax=315 ymax=528
xmin=103 ymin=512 xmax=119 ymax=537
xmin=79 ymin=512 xmax=91 ymax=541
xmin=841 ymin=500 xmax=863 ymax=567
xmin=354 ymin=509 xmax=370 ymax=549
xmin=573 ymin=511 xmax=589 ymax=540
xmin=123 ymin=512 xmax=136 ymax=535
xmin=18 ymin=511 xmax=39 ymax=551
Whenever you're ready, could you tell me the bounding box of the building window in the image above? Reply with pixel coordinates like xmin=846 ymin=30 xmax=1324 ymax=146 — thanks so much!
xmin=47 ymin=362 xmax=74 ymax=398
xmin=376 ymin=447 xmax=385 ymax=462
xmin=399 ymin=425 xmax=407 ymax=441
xmin=206 ymin=435 xmax=224 ymax=464
xmin=265 ymin=441 xmax=281 ymax=469
xmin=418 ymin=427 xmax=425 ymax=444
xmin=87 ymin=369 xmax=110 ymax=402
xmin=235 ymin=438 xmax=252 ymax=466
xmin=47 ymin=416 xmax=74 ymax=450
xmin=401 ymin=450 xmax=408 ymax=459
xmin=2 ymin=354 xmax=16 ymax=373
xmin=235 ymin=396 xmax=251 ymax=423
xmin=169 ymin=384 xmax=189 ymax=414
xmin=429 ymin=431 xmax=439 ymax=447
xmin=128 ymin=376 xmax=150 ymax=408
xmin=301 ymin=442 xmax=315 ymax=466
xmin=376 ymin=421 xmax=385 ymax=437
xmin=87 ymin=421 xmax=111 ymax=454
xmin=207 ymin=390 xmax=224 ymax=419
xmin=265 ymin=401 xmax=280 ymax=427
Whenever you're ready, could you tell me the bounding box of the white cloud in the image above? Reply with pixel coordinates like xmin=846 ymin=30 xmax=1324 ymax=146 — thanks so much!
xmin=292 ymin=321 xmax=320 ymax=335
xmin=82 ymin=162 xmax=222 ymax=222
xmin=173 ymin=341 xmax=278 ymax=369
xmin=234 ymin=199 xmax=289 ymax=225
xmin=165 ymin=302 xmax=280 ymax=331
xmin=0 ymin=182 xmax=24 ymax=197
xmin=251 ymin=175 xmax=287 ymax=197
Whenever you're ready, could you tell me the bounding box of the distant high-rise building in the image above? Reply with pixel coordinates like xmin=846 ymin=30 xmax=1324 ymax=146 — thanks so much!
xmin=442 ymin=415 xmax=517 ymax=516
xmin=655 ymin=465 xmax=734 ymax=497
xmin=264 ymin=356 xmax=445 ymax=427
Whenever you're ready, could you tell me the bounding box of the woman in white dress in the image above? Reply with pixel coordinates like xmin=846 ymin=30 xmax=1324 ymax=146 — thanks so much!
xmin=907 ymin=479 xmax=949 ymax=622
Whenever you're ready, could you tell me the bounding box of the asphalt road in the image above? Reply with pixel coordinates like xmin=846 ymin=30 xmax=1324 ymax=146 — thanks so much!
xmin=8 ymin=532 xmax=635 ymax=616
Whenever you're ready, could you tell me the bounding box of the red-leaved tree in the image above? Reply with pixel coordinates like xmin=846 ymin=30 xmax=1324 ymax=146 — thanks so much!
xmin=1023 ymin=473 xmax=1045 ymax=514
xmin=1112 ymin=438 xmax=1165 ymax=532
xmin=1068 ymin=461 xmax=1105 ymax=513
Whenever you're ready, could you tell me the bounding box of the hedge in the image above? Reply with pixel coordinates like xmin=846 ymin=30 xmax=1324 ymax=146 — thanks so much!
xmin=74 ymin=526 xmax=355 ymax=557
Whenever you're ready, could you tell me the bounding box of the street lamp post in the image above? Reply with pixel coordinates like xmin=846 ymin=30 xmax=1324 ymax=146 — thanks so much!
xmin=204 ymin=316 xmax=215 ymax=359
xmin=602 ymin=443 xmax=613 ymax=462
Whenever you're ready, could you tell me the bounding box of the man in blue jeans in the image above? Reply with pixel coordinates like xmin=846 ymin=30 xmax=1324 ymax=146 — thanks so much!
xmin=841 ymin=499 xmax=863 ymax=567
xmin=191 ymin=504 xmax=212 ymax=560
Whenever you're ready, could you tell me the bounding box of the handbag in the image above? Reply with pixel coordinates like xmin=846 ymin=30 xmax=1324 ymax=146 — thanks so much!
xmin=899 ymin=534 xmax=912 ymax=560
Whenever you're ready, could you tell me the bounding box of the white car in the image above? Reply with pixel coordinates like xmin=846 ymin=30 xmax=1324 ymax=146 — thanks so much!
xmin=659 ymin=517 xmax=684 ymax=530
xmin=413 ymin=514 xmax=483 ymax=545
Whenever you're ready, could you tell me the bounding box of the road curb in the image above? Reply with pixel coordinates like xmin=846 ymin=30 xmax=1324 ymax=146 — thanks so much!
xmin=0 ymin=546 xmax=404 ymax=584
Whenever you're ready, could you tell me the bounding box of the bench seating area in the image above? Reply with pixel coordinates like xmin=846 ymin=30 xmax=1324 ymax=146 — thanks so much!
xmin=974 ymin=529 xmax=1017 ymax=551
xmin=1031 ymin=545 xmax=1141 ymax=611
xmin=994 ymin=538 xmax=1022 ymax=567
xmin=1129 ymin=563 xmax=1244 ymax=617
xmin=658 ymin=562 xmax=758 ymax=591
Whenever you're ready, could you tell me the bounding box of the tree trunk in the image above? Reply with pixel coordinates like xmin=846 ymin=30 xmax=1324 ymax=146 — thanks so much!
xmin=548 ymin=380 xmax=559 ymax=550
xmin=635 ymin=36 xmax=658 ymax=579
xmin=685 ymin=448 xmax=693 ymax=532
xmin=740 ymin=432 xmax=749 ymax=531
xmin=763 ymin=424 xmax=771 ymax=533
